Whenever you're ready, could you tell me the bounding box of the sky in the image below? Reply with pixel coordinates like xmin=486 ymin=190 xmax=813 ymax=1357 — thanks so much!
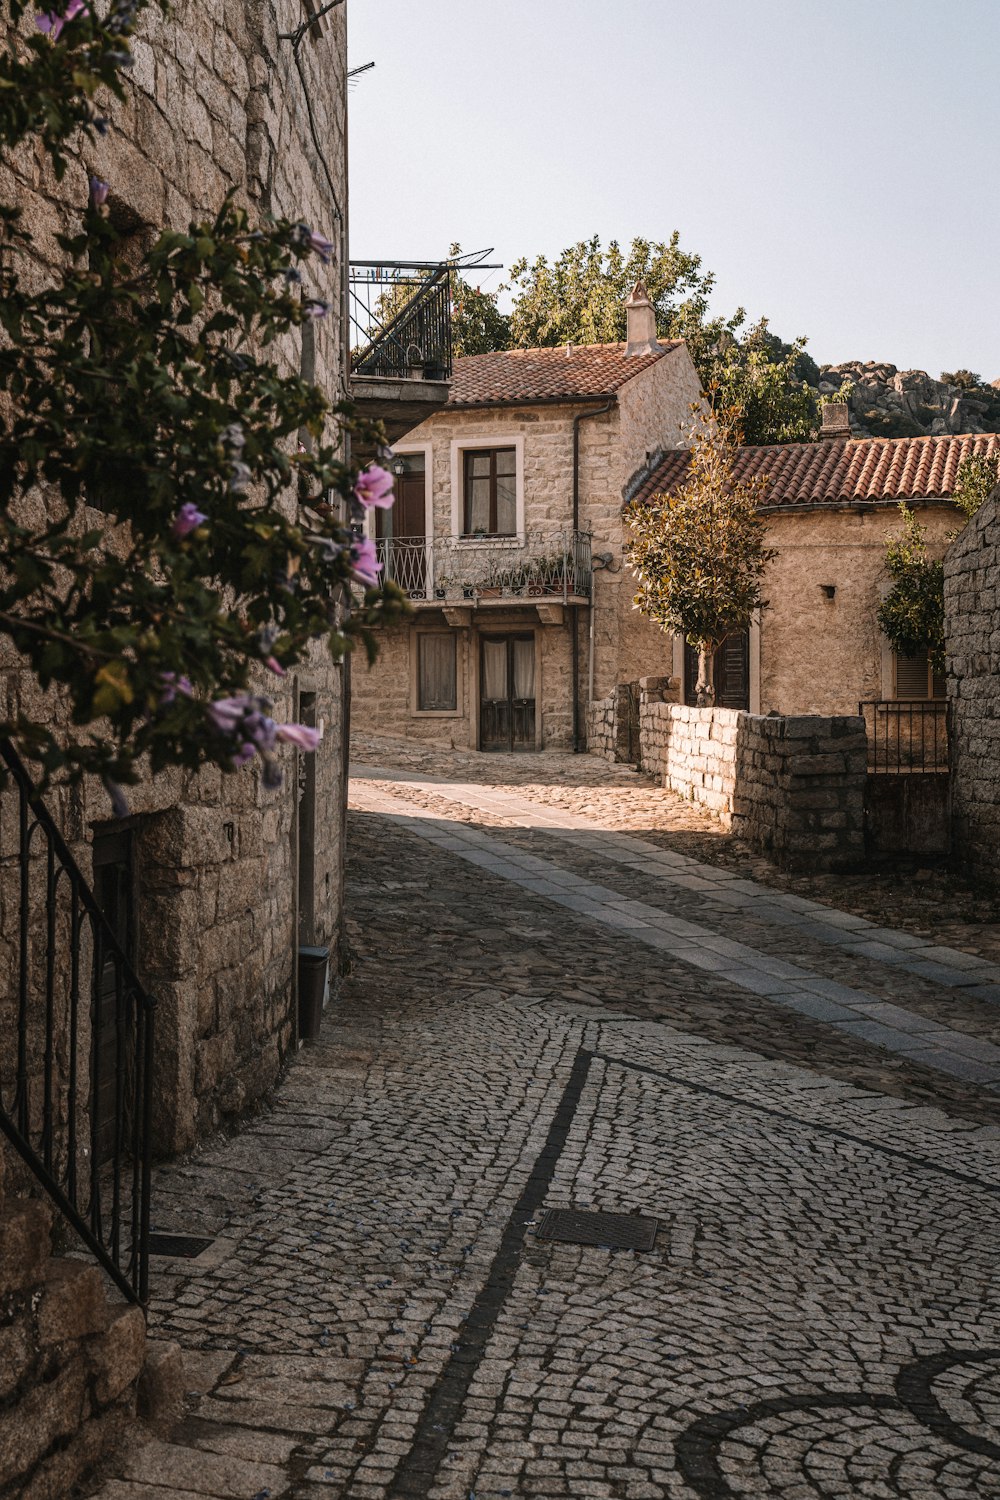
xmin=347 ymin=0 xmax=1000 ymax=380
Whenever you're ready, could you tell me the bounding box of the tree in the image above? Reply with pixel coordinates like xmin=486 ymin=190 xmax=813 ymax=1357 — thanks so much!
xmin=953 ymin=453 xmax=999 ymax=520
xmin=623 ymin=408 xmax=776 ymax=705
xmin=876 ymin=505 xmax=945 ymax=675
xmin=504 ymin=235 xmax=818 ymax=445
xmin=703 ymin=319 xmax=819 ymax=445
xmin=506 ymin=234 xmax=719 ymax=353
xmin=0 ymin=0 xmax=408 ymax=798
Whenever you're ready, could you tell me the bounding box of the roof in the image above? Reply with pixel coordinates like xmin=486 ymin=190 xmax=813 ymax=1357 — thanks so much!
xmin=632 ymin=432 xmax=1000 ymax=510
xmin=447 ymin=341 xmax=683 ymax=408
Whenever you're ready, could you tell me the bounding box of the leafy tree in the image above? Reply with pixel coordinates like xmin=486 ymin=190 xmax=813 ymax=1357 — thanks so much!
xmin=953 ymin=453 xmax=999 ymax=520
xmin=703 ymin=319 xmax=819 ymax=446
xmin=506 ymin=234 xmax=720 ymax=355
xmin=876 ymin=505 xmax=945 ymax=675
xmin=623 ymin=407 xmax=776 ymax=704
xmin=504 ymin=235 xmax=818 ymax=445
xmin=0 ymin=0 xmax=408 ymax=799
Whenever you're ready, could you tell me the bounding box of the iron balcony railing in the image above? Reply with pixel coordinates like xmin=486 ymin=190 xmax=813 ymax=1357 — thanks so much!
xmin=376 ymin=530 xmax=593 ymax=603
xmin=0 ymin=740 xmax=155 ymax=1307
xmin=858 ymin=700 xmax=950 ymax=774
xmin=349 ymin=260 xmax=453 ymax=382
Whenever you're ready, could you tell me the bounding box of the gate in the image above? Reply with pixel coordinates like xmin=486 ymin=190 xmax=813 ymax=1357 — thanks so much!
xmin=0 ymin=741 xmax=155 ymax=1306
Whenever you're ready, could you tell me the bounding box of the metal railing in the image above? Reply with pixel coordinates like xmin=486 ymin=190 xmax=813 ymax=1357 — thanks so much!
xmin=858 ymin=700 xmax=950 ymax=774
xmin=349 ymin=260 xmax=453 ymax=382
xmin=0 ymin=741 xmax=155 ymax=1306
xmin=376 ymin=531 xmax=593 ymax=602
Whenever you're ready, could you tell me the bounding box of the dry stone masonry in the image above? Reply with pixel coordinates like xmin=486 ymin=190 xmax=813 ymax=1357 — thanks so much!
xmin=635 ymin=704 xmax=866 ymax=871
xmin=944 ymin=485 xmax=1000 ymax=886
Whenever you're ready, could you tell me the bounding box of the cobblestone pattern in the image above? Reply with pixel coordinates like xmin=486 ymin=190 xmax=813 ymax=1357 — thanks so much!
xmin=945 ymin=485 xmax=1000 ymax=888
xmin=86 ymin=745 xmax=1000 ymax=1499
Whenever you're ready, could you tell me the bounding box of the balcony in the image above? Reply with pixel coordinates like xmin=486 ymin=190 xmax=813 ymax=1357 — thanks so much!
xmin=349 ymin=259 xmax=452 ymax=448
xmin=375 ymin=531 xmax=592 ymax=615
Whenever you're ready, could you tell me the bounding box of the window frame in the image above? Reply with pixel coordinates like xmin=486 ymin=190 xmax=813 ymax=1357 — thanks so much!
xmin=412 ymin=629 xmax=462 ymax=717
xmin=461 ymin=446 xmax=517 ymax=537
xmin=450 ymin=435 xmax=525 ymax=542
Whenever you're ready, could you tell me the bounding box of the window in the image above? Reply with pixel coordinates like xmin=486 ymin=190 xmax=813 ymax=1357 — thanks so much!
xmin=894 ymin=648 xmax=946 ymax=700
xmin=463 ymin=447 xmax=516 ymax=536
xmin=417 ymin=634 xmax=457 ymax=712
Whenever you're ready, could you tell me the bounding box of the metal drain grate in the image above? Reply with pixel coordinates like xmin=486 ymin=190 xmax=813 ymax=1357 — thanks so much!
xmin=536 ymin=1208 xmax=659 ymax=1252
xmin=147 ymin=1232 xmax=215 ymax=1259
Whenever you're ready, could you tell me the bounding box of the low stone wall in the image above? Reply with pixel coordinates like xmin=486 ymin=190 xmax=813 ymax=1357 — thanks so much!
xmin=640 ymin=703 xmax=741 ymax=818
xmin=588 ymin=676 xmax=678 ymax=765
xmin=638 ymin=706 xmax=866 ymax=871
xmin=732 ymin=714 xmax=867 ymax=871
xmin=587 ymin=696 xmax=616 ymax=762
xmin=0 ymin=1148 xmax=147 ymax=1497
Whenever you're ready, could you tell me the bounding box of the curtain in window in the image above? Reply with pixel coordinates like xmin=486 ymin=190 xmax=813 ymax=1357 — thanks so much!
xmin=481 ymin=639 xmax=507 ymax=701
xmin=418 ymin=635 xmax=457 ymax=711
xmin=466 ymin=453 xmax=492 ymax=534
xmin=496 ymin=449 xmax=517 ymax=534
xmin=512 ymin=639 xmax=535 ymax=700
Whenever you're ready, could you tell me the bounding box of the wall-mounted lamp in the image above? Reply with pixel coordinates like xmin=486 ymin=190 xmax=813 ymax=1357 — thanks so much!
xmin=819 ymin=584 xmax=837 ymax=599
xmin=391 ymin=455 xmax=406 ymax=477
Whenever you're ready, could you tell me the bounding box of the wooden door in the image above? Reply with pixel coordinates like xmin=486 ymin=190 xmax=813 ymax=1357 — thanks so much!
xmin=480 ymin=636 xmax=536 ymax=752
xmin=684 ymin=630 xmax=750 ymax=709
xmin=377 ymin=453 xmax=426 ymax=594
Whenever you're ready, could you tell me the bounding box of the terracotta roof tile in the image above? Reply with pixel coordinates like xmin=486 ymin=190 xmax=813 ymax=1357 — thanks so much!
xmin=448 ymin=341 xmax=683 ymax=408
xmin=632 ymin=433 xmax=1000 ymax=509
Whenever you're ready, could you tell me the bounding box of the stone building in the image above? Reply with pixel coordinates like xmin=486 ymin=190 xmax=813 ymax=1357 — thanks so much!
xmin=350 ymin=286 xmax=703 ymax=752
xmin=630 ymin=423 xmax=1000 ymax=716
xmin=0 ymin=2 xmax=389 ymax=1490
xmin=944 ymin=482 xmax=1000 ymax=885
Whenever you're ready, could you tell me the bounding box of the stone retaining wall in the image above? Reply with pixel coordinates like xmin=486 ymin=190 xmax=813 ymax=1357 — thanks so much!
xmin=637 ymin=705 xmax=866 ymax=871
xmin=0 ymin=1149 xmax=146 ymax=1498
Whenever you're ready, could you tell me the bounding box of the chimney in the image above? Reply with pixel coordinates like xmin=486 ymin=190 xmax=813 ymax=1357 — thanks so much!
xmin=820 ymin=402 xmax=852 ymax=441
xmin=624 ymin=280 xmax=660 ymax=356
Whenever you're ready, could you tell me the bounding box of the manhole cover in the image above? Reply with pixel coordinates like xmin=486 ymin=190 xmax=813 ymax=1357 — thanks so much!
xmin=536 ymin=1208 xmax=659 ymax=1251
xmin=147 ymin=1232 xmax=215 ymax=1259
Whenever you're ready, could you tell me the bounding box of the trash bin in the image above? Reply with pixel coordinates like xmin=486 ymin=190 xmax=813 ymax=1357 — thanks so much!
xmin=297 ymin=945 xmax=329 ymax=1043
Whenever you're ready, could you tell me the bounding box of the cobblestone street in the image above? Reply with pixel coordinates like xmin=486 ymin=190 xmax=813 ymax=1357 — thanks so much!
xmin=90 ymin=741 xmax=1000 ymax=1500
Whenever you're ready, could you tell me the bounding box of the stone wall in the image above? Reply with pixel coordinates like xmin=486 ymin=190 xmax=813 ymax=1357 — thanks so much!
xmin=637 ymin=705 xmax=866 ymax=870
xmin=0 ymin=1153 xmax=147 ymax=1498
xmin=0 ymin=0 xmax=352 ymax=1156
xmin=944 ymin=487 xmax=1000 ymax=884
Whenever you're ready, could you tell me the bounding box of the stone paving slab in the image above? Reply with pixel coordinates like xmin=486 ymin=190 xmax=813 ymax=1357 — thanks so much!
xmin=353 ymin=768 xmax=1000 ymax=999
xmin=351 ymin=780 xmax=1000 ymax=1090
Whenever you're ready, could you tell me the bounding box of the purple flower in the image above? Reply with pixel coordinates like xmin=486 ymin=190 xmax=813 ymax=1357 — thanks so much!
xmin=265 ymin=656 xmax=286 ymax=677
xmin=349 ymin=536 xmax=382 ymax=587
xmin=276 ymin=723 xmax=323 ymax=752
xmin=36 ymin=0 xmax=89 ymax=40
xmin=89 ymin=177 xmax=109 ymax=208
xmin=159 ymin=672 xmax=193 ymax=706
xmin=220 ymin=422 xmax=245 ymax=453
xmin=172 ymin=502 xmax=206 ymax=539
xmin=354 ymin=465 xmax=394 ymax=510
xmin=304 ymin=300 xmax=329 ymax=320
xmin=307 ymin=230 xmax=334 ymax=263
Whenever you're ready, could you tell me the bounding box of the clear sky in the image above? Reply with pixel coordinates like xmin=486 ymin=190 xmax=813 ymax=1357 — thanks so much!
xmin=347 ymin=0 xmax=1000 ymax=380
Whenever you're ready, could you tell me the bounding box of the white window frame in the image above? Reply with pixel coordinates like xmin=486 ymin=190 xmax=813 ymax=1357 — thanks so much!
xmin=450 ymin=435 xmax=525 ymax=543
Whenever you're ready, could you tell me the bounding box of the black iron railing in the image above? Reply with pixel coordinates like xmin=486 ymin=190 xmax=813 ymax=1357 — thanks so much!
xmin=376 ymin=531 xmax=593 ymax=602
xmin=858 ymin=700 xmax=950 ymax=774
xmin=349 ymin=260 xmax=453 ymax=382
xmin=0 ymin=741 xmax=155 ymax=1307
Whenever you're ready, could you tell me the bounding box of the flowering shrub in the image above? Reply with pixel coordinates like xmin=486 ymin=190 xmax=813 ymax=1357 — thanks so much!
xmin=0 ymin=0 xmax=408 ymax=796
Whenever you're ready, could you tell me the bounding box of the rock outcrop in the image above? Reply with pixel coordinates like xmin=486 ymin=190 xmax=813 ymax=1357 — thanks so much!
xmin=817 ymin=363 xmax=1000 ymax=439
